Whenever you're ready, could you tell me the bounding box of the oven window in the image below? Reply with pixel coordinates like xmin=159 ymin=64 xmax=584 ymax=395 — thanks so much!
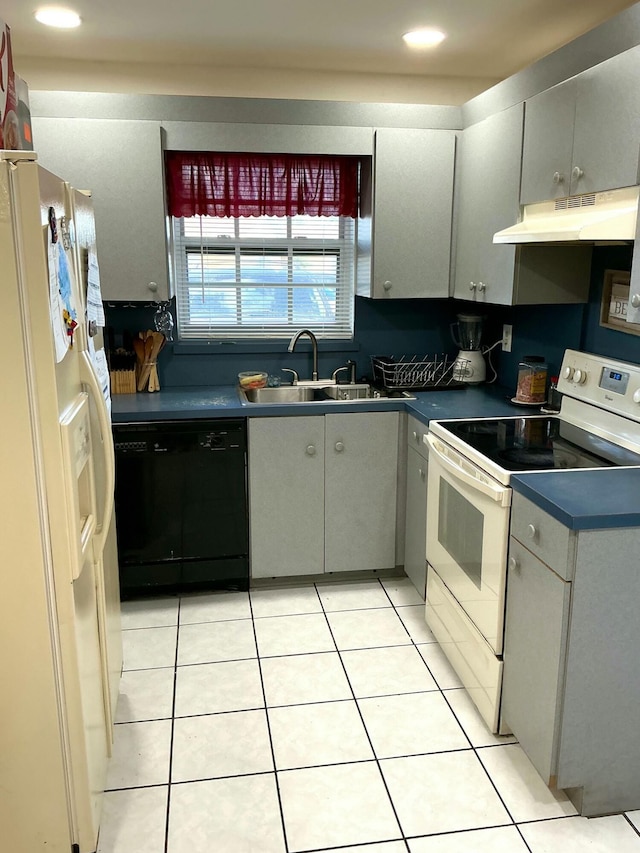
xmin=438 ymin=479 xmax=484 ymax=589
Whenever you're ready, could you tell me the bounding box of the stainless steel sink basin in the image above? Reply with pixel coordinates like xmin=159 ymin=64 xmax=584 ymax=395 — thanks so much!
xmin=242 ymin=386 xmax=317 ymax=403
xmin=239 ymin=382 xmax=414 ymax=405
xmin=320 ymin=383 xmax=376 ymax=401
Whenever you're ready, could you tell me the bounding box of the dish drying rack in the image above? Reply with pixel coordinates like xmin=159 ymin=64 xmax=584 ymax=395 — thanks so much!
xmin=371 ymin=354 xmax=468 ymax=391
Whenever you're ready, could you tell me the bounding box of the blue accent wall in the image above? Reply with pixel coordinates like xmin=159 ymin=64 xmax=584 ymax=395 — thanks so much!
xmin=493 ymin=245 xmax=638 ymax=394
xmin=105 ymin=247 xmax=640 ymax=393
xmin=582 ymin=245 xmax=638 ymax=362
xmin=105 ymin=296 xmax=462 ymax=388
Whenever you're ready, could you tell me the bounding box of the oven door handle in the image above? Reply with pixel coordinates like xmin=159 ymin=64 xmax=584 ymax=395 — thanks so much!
xmin=425 ymin=434 xmax=511 ymax=507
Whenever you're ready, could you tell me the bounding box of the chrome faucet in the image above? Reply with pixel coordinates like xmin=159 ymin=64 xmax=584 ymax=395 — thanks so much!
xmin=287 ymin=329 xmax=319 ymax=381
xmin=331 ymin=360 xmax=357 ymax=384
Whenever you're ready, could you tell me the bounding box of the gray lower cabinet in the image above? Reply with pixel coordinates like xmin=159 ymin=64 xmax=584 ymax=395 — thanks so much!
xmin=502 ymin=539 xmax=571 ymax=784
xmin=30 ymin=117 xmax=169 ymax=302
xmin=249 ymin=412 xmax=399 ymax=578
xmin=358 ymin=127 xmax=455 ymax=299
xmin=521 ymin=46 xmax=640 ymax=204
xmin=248 ymin=416 xmax=325 ymax=578
xmin=403 ymin=416 xmax=429 ymax=598
xmin=502 ymin=492 xmax=640 ymax=816
xmin=453 ymin=103 xmax=592 ymax=306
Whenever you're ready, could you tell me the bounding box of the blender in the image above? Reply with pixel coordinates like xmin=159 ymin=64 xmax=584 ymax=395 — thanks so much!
xmin=451 ymin=313 xmax=487 ymax=384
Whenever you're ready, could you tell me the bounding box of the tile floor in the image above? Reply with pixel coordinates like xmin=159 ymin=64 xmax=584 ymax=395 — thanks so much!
xmin=98 ymin=576 xmax=640 ymax=852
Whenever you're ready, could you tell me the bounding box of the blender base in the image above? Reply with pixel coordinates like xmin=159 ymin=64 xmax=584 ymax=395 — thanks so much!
xmin=453 ymin=350 xmax=486 ymax=384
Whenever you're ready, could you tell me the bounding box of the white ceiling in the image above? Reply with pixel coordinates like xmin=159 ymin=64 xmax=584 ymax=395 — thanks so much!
xmin=5 ymin=0 xmax=638 ymax=82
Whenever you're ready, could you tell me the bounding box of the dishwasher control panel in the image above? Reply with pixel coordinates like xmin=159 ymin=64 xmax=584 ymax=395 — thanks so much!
xmin=113 ymin=419 xmax=246 ymax=454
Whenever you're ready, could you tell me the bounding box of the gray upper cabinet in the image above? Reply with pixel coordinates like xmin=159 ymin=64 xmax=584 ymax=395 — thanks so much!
xmin=31 ymin=117 xmax=169 ymax=301
xmin=520 ymin=80 xmax=577 ymax=204
xmin=358 ymin=127 xmax=455 ymax=299
xmin=521 ymin=46 xmax=640 ymax=204
xmin=453 ymin=104 xmax=523 ymax=305
xmin=454 ymin=103 xmax=592 ymax=306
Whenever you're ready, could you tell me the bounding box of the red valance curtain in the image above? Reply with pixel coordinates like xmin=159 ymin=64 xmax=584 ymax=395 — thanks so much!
xmin=165 ymin=151 xmax=360 ymax=219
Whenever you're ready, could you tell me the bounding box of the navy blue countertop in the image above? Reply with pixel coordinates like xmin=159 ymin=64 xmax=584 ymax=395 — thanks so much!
xmin=110 ymin=383 xmax=518 ymax=424
xmin=406 ymin=385 xmax=517 ymax=423
xmin=110 ymin=384 xmax=640 ymax=530
xmin=111 ymin=387 xmax=247 ymax=421
xmin=511 ymin=469 xmax=640 ymax=531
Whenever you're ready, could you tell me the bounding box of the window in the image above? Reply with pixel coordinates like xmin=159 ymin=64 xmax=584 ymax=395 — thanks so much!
xmin=171 ymin=213 xmax=355 ymax=340
xmin=165 ymin=151 xmax=360 ymax=341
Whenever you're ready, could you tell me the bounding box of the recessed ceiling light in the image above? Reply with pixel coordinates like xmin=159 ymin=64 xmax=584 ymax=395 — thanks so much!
xmin=34 ymin=7 xmax=82 ymax=28
xmin=403 ymin=28 xmax=446 ymax=48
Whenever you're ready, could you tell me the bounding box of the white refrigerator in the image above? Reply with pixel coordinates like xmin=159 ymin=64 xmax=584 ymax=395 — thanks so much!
xmin=0 ymin=151 xmax=122 ymax=853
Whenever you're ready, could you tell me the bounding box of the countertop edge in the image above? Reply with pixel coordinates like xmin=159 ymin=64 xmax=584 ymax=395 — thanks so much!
xmin=110 ymin=384 xmax=640 ymax=530
xmin=511 ymin=471 xmax=640 ymax=531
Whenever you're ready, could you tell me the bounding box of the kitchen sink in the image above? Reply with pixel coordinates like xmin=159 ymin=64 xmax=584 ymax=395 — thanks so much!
xmin=240 ymin=382 xmax=414 ymax=404
xmin=319 ymin=383 xmax=379 ymax=400
xmin=242 ymin=386 xmax=317 ymax=403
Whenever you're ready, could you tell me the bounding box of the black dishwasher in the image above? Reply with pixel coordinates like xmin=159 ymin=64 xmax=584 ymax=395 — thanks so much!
xmin=113 ymin=419 xmax=249 ymax=598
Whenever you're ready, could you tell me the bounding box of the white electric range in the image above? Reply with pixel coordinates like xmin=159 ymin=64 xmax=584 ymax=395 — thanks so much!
xmin=424 ymin=349 xmax=640 ymax=731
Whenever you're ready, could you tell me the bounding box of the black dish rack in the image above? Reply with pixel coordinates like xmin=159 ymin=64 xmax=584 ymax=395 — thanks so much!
xmin=371 ymin=354 xmax=468 ymax=392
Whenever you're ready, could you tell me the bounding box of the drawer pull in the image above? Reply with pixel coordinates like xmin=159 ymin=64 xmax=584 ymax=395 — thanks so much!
xmin=509 ymin=556 xmax=519 ymax=572
xmin=527 ymin=523 xmax=537 ymax=540
xmin=306 ymin=444 xmax=316 ymax=456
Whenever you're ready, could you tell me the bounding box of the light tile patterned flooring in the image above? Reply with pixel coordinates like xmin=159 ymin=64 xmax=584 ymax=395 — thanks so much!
xmin=98 ymin=576 xmax=640 ymax=852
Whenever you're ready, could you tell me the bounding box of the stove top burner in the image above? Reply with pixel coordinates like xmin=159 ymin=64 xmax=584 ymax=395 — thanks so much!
xmin=456 ymin=422 xmax=502 ymax=436
xmin=439 ymin=415 xmax=640 ymax=473
xmin=498 ymin=447 xmax=556 ymax=468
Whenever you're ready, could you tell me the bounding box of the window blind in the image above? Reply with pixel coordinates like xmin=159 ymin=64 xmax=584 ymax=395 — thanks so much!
xmin=171 ymin=214 xmax=355 ymax=340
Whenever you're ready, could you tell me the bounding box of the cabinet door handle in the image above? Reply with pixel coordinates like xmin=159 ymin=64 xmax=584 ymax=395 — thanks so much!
xmin=383 ymin=281 xmax=392 ymax=291
xmin=306 ymin=444 xmax=316 ymax=456
xmin=509 ymin=556 xmax=519 ymax=572
xmin=334 ymin=441 xmax=345 ymax=452
xmin=469 ymin=281 xmax=477 ymax=291
xmin=419 ymin=467 xmax=425 ymax=479
xmin=571 ymin=165 xmax=584 ymax=181
xmin=527 ymin=523 xmax=537 ymax=540
xmin=477 ymin=282 xmax=486 ymax=292
xmin=552 ymin=171 xmax=565 ymax=185
xmin=631 ymin=294 xmax=640 ymax=308
xmin=148 ymin=280 xmax=158 ymax=292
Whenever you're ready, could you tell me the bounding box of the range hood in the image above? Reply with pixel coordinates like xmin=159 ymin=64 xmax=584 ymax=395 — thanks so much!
xmin=494 ymin=185 xmax=639 ymax=244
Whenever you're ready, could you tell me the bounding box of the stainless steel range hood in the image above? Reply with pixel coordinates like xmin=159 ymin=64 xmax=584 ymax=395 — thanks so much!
xmin=493 ymin=185 xmax=639 ymax=244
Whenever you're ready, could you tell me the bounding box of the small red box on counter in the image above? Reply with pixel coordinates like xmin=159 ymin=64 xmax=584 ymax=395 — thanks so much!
xmin=0 ymin=21 xmax=33 ymax=150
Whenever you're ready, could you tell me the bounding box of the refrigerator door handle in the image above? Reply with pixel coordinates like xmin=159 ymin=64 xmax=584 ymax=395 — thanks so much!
xmin=80 ymin=350 xmax=115 ymax=554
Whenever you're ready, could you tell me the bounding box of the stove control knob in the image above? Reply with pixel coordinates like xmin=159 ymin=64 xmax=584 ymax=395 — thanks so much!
xmin=633 ymin=388 xmax=640 ymax=404
xmin=562 ymin=366 xmax=574 ymax=380
xmin=573 ymin=369 xmax=587 ymax=385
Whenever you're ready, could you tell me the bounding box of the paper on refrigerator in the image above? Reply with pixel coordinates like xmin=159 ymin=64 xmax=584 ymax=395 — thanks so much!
xmin=86 ymin=244 xmax=105 ymax=326
xmin=88 ymin=335 xmax=111 ymax=414
xmin=48 ymin=240 xmax=73 ymax=362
